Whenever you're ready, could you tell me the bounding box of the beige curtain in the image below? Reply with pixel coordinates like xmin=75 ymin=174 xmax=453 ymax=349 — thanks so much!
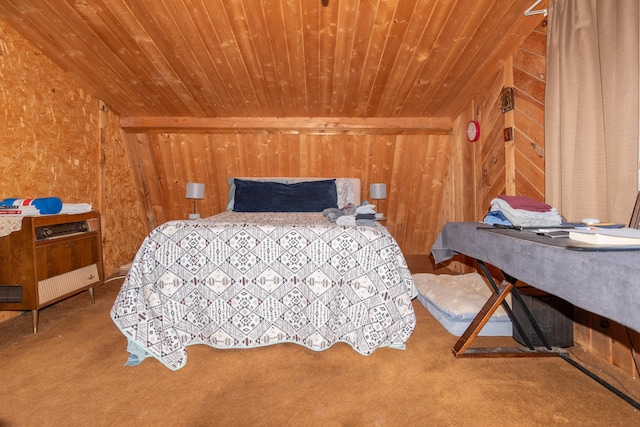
xmin=545 ymin=0 xmax=640 ymax=224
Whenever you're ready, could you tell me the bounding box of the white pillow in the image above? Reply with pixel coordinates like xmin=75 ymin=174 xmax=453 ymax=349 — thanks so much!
xmin=414 ymin=272 xmax=510 ymax=319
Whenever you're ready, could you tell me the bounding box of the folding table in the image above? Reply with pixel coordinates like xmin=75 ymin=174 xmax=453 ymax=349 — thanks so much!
xmin=431 ymin=222 xmax=640 ymax=408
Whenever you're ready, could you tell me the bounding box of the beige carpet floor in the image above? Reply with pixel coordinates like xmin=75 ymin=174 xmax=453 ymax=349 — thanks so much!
xmin=1 ymin=270 xmax=639 ymax=426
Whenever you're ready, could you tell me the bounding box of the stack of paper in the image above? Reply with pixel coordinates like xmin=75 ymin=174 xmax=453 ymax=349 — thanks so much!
xmin=569 ymin=227 xmax=640 ymax=245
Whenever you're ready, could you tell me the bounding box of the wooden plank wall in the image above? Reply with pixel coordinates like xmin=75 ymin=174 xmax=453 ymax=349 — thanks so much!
xmin=476 ymin=70 xmax=509 ymax=219
xmin=123 ymin=130 xmax=452 ymax=256
xmin=441 ymin=20 xmax=548 ymax=231
xmin=442 ymin=69 xmax=508 ymax=222
xmin=512 ymin=20 xmax=547 ymax=200
xmin=439 ymin=66 xmax=508 ymax=273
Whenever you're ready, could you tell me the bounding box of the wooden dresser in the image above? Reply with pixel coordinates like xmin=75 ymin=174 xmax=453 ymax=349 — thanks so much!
xmin=0 ymin=211 xmax=104 ymax=332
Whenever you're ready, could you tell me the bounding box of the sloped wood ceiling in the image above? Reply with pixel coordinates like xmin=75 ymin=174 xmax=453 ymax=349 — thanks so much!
xmin=0 ymin=0 xmax=547 ymax=119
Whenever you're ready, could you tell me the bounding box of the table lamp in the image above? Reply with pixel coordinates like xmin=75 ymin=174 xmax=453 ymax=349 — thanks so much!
xmin=185 ymin=182 xmax=205 ymax=219
xmin=369 ymin=183 xmax=387 ymax=219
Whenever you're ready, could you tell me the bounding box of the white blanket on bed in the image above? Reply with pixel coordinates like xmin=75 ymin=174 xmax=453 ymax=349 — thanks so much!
xmin=111 ymin=211 xmax=416 ymax=370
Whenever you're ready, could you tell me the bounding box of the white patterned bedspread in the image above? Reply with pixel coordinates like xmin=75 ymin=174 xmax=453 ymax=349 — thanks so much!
xmin=110 ymin=211 xmax=417 ymax=370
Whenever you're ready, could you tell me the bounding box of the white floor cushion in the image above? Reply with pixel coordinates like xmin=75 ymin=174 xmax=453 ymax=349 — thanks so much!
xmin=414 ymin=272 xmax=512 ymax=336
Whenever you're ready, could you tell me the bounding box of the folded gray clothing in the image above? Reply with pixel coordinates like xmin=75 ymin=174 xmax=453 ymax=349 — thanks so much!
xmin=356 ymin=219 xmax=376 ymax=227
xmin=355 ymin=204 xmax=376 ymax=215
xmin=323 ymin=204 xmax=356 ymax=222
xmin=324 ymin=203 xmax=376 ymax=225
xmin=356 ymin=213 xmax=375 ymax=220
xmin=324 ymin=210 xmax=341 ymax=222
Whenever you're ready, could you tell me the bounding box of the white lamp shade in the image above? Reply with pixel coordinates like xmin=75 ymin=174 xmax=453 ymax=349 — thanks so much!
xmin=185 ymin=182 xmax=205 ymax=199
xmin=370 ymin=183 xmax=387 ymax=200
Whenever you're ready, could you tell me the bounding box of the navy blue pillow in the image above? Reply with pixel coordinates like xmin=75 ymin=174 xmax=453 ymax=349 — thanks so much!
xmin=233 ymin=179 xmax=338 ymax=212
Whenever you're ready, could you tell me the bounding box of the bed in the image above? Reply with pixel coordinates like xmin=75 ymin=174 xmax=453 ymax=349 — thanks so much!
xmin=110 ymin=178 xmax=417 ymax=370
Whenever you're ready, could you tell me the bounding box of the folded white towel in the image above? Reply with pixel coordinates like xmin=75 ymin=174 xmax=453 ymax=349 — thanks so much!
xmin=59 ymin=203 xmax=93 ymax=214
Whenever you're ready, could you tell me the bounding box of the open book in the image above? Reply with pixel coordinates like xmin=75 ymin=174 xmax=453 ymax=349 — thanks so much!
xmin=569 ymin=227 xmax=640 ymax=245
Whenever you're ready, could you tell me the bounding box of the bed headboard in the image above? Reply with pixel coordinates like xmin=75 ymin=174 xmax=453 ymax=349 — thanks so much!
xmin=227 ymin=177 xmax=361 ymax=210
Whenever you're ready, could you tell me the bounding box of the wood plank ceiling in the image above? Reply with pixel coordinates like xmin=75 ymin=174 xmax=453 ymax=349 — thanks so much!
xmin=0 ymin=0 xmax=547 ymax=119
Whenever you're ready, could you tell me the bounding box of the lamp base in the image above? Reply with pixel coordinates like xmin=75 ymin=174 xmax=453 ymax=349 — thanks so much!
xmin=375 ymin=212 xmax=384 ymax=220
xmin=188 ymin=213 xmax=201 ymax=219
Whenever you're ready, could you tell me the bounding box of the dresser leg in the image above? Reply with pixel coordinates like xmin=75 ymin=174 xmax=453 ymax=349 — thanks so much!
xmin=88 ymin=287 xmax=95 ymax=304
xmin=31 ymin=309 xmax=39 ymax=334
